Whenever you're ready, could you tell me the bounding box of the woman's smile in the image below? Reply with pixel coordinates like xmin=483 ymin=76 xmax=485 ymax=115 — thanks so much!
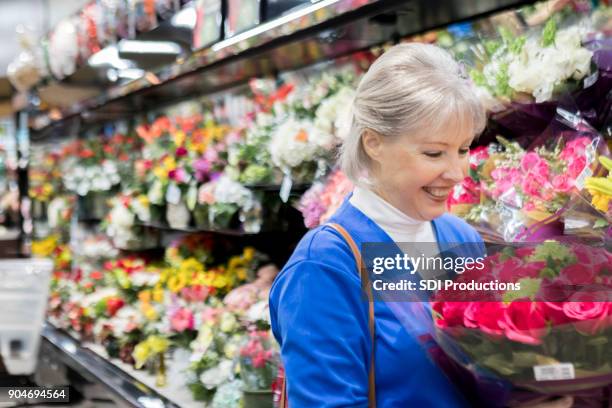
xmin=422 ymin=186 xmax=454 ymax=201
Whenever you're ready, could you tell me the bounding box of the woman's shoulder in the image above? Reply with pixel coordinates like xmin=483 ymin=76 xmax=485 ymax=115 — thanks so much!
xmin=270 ymin=224 xmax=361 ymax=298
xmin=435 ymin=213 xmax=483 ymax=242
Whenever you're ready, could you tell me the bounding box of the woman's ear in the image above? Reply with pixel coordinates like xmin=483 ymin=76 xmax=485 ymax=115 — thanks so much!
xmin=361 ymin=129 xmax=383 ymax=162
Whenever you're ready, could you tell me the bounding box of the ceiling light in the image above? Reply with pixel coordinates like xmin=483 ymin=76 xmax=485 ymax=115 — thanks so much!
xmin=118 ymin=40 xmax=182 ymax=55
xmin=88 ymin=45 xmax=134 ymax=70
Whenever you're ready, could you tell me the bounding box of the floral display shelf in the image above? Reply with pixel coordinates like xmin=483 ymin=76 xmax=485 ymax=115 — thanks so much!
xmin=41 ymin=322 xmax=182 ymax=408
xmin=136 ymin=221 xmax=261 ymax=237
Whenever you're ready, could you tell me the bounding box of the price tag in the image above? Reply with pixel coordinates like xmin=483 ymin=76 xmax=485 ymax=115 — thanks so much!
xmin=279 ymin=173 xmax=293 ymax=203
xmin=165 ymin=183 xmax=182 ymax=205
xmin=575 ymin=166 xmax=593 ymax=190
xmin=534 ymin=363 xmax=575 ymax=381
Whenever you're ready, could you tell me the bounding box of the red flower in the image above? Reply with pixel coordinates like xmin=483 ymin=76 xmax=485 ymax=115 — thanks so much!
xmin=79 ymin=149 xmax=94 ymax=159
xmin=500 ymin=300 xmax=548 ymax=345
xmin=432 ymin=301 xmax=468 ymax=328
xmin=175 ymin=147 xmax=188 ymax=157
xmin=563 ymin=292 xmax=611 ymax=335
xmin=106 ymin=297 xmax=125 ymax=317
xmin=463 ymin=302 xmax=505 ymax=337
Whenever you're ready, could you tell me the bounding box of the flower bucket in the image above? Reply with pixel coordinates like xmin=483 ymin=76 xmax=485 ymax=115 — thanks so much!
xmin=242 ymin=389 xmax=273 ymax=408
xmin=166 ymin=201 xmax=191 ymax=230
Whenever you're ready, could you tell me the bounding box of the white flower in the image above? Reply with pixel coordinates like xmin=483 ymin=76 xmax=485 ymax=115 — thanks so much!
xmin=214 ymin=176 xmax=253 ymax=206
xmin=81 ymin=288 xmax=118 ymax=307
xmin=47 ymin=197 xmax=69 ymax=228
xmin=109 ymin=202 xmax=135 ymax=228
xmin=199 ymin=360 xmax=234 ymax=390
xmin=269 ymin=117 xmax=321 ymax=169
xmin=507 ymin=26 xmax=592 ymax=102
xmin=130 ymin=271 xmax=159 ymax=287
xmin=314 ymin=87 xmax=355 ymax=142
xmin=245 ymin=300 xmax=271 ymax=324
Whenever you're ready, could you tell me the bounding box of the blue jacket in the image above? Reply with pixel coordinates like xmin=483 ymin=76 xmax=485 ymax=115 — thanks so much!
xmin=270 ymin=196 xmax=485 ymax=407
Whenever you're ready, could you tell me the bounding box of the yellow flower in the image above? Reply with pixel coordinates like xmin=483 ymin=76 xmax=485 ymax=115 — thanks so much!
xmin=590 ymin=191 xmax=611 ymax=213
xmin=163 ymin=156 xmax=177 ymax=172
xmin=167 ymin=275 xmax=182 ymax=293
xmin=243 ymin=247 xmax=255 ymax=262
xmin=179 ymin=258 xmax=204 ymax=275
xmin=137 ymin=195 xmax=150 ymax=207
xmin=173 ymin=130 xmax=186 ymax=147
xmin=32 ymin=235 xmax=59 ymax=257
xmin=213 ymin=274 xmax=230 ymax=289
xmin=133 ymin=341 xmax=151 ymax=369
xmin=152 ymin=286 xmax=164 ymax=303
xmin=148 ymin=335 xmax=170 ymax=354
xmin=236 ymin=267 xmax=247 ymax=281
xmin=153 ymin=166 xmax=167 ymax=181
xmin=141 ymin=303 xmax=158 ymax=321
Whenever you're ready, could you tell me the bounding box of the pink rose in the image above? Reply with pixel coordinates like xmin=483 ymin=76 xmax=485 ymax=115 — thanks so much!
xmin=563 ymin=292 xmax=611 ymax=334
xmin=552 ymin=174 xmax=574 ymax=192
xmin=521 ymin=152 xmax=542 ymax=172
xmin=568 ymin=156 xmax=587 ymax=179
xmin=175 ymin=147 xmax=188 ymax=157
xmin=432 ymin=301 xmax=468 ymax=328
xmin=500 ymin=300 xmax=548 ymax=345
xmin=463 ymin=302 xmax=505 ymax=336
xmin=170 ymin=308 xmax=194 ymax=332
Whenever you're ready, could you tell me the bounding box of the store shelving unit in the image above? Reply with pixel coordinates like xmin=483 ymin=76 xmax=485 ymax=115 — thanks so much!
xmin=29 ymin=0 xmax=536 ymax=138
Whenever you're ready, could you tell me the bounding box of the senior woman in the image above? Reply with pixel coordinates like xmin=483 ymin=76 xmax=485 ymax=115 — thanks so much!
xmin=269 ymin=44 xmax=573 ymax=408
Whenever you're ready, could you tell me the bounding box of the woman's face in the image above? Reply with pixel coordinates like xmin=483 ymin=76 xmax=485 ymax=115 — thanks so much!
xmin=365 ymin=122 xmax=474 ymax=221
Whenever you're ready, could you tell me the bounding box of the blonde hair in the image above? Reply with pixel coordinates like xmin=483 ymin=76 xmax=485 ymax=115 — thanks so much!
xmin=340 ymin=43 xmax=486 ymax=184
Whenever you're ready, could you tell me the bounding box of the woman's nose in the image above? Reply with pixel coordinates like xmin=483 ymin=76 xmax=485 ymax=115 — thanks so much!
xmin=443 ymin=157 xmax=467 ymax=183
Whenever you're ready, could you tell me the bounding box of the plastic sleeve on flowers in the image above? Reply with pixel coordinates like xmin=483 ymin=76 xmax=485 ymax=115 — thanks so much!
xmin=269 ymin=257 xmax=371 ymax=408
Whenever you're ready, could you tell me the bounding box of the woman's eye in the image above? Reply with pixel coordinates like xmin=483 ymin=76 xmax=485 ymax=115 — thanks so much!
xmin=459 ymin=148 xmax=470 ymax=155
xmin=424 ymin=152 xmax=443 ymax=158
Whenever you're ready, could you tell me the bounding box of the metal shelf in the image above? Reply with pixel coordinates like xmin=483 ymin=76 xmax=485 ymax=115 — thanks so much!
xmin=29 ymin=0 xmax=536 ymax=137
xmin=41 ymin=323 xmax=181 ymax=408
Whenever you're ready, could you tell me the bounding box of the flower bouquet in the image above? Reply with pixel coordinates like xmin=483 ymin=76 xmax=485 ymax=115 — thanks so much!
xmin=298 ymin=168 xmax=353 ymax=228
xmin=196 ymin=175 xmax=260 ymax=231
xmin=459 ymin=116 xmax=603 ymax=242
xmin=447 ymin=146 xmax=490 ymax=218
xmin=431 ymin=240 xmax=612 ymax=407
xmin=239 ymin=330 xmax=279 ymax=407
xmin=469 ymin=7 xmax=611 ymax=143
xmin=103 ymin=193 xmax=160 ymax=250
xmin=187 ymin=302 xmax=245 ymax=404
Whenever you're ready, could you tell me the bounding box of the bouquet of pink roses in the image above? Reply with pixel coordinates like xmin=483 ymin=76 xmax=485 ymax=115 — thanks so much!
xmin=431 ymin=240 xmax=612 ymax=407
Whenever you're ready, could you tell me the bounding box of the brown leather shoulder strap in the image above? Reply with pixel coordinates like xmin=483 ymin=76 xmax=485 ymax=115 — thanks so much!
xmin=327 ymin=222 xmax=377 ymax=408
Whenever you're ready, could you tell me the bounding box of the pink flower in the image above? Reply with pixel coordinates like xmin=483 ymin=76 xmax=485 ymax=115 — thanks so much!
xmin=170 ymin=308 xmax=194 ymax=332
xmin=463 ymin=302 xmax=505 ymax=337
xmin=168 ymin=167 xmax=187 ymax=183
xmin=521 ymin=152 xmax=542 ymax=172
xmin=175 ymin=147 xmax=188 ymax=157
xmin=563 ymin=292 xmax=611 ymax=335
xmin=500 ymin=300 xmax=548 ymax=345
xmin=552 ymin=174 xmax=574 ymax=192
xmin=201 ymin=307 xmax=222 ymax=325
xmin=567 ymin=156 xmax=587 ymax=179
xmin=432 ymin=301 xmax=468 ymax=328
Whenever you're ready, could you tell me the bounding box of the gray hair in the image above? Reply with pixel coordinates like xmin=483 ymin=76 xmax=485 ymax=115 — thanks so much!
xmin=340 ymin=43 xmax=486 ymax=185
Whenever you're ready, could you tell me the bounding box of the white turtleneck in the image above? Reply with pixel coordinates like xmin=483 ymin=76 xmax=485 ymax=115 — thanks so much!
xmin=349 ymin=186 xmax=437 ymax=244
